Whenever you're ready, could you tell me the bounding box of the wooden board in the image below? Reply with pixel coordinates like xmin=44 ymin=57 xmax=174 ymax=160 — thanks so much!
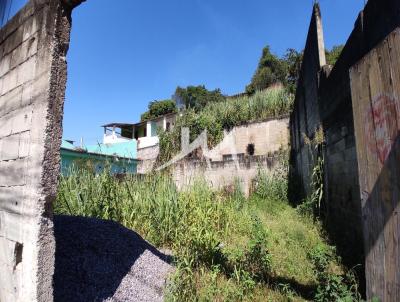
xmin=350 ymin=28 xmax=400 ymax=301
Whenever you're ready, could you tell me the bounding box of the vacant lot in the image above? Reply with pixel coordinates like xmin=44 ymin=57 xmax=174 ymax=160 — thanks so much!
xmin=55 ymin=165 xmax=361 ymax=301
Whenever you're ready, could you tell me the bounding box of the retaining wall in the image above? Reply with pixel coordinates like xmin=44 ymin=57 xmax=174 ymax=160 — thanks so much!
xmin=172 ymin=154 xmax=283 ymax=197
xmin=137 ymin=144 xmax=159 ymax=174
xmin=206 ymin=117 xmax=289 ymax=161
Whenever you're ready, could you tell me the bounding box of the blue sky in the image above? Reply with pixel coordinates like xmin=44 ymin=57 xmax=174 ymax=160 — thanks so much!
xmin=6 ymin=0 xmax=364 ymax=144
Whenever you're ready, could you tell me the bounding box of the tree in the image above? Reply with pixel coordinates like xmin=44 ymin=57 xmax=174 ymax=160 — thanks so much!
xmin=246 ymin=46 xmax=287 ymax=94
xmin=141 ymin=99 xmax=177 ymax=121
xmin=245 ymin=44 xmax=343 ymax=95
xmin=283 ymin=48 xmax=303 ymax=93
xmin=325 ymin=45 xmax=344 ymax=66
xmin=173 ymin=85 xmax=225 ymax=112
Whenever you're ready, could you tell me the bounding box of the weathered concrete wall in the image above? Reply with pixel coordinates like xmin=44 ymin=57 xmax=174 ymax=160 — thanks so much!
xmin=172 ymin=154 xmax=283 ymax=197
xmin=350 ymin=28 xmax=400 ymax=302
xmin=206 ymin=117 xmax=289 ymax=161
xmin=290 ymin=0 xmax=400 ymax=298
xmin=137 ymin=144 xmax=159 ymax=174
xmin=319 ymin=0 xmax=400 ymax=279
xmin=0 ymin=0 xmax=81 ymax=301
xmin=289 ymin=4 xmax=326 ymax=199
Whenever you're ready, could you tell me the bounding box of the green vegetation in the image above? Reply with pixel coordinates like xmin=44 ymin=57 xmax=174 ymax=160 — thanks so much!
xmin=246 ymin=44 xmax=344 ymax=95
xmin=326 ymin=45 xmax=344 ymax=66
xmin=158 ymin=87 xmax=294 ymax=163
xmin=173 ymin=85 xmax=225 ymax=112
xmin=57 ymin=40 xmax=350 ymax=301
xmin=141 ymin=99 xmax=177 ymax=122
xmin=284 ymin=48 xmax=304 ymax=93
xmin=139 ymin=44 xmax=344 ymax=125
xmin=55 ymin=162 xmax=360 ymax=301
xmin=246 ymin=46 xmax=290 ymax=95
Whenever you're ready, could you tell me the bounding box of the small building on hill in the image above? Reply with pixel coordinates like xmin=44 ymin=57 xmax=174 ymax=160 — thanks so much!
xmin=60 ymin=139 xmax=138 ymax=175
xmin=102 ymin=113 xmax=177 ymax=149
xmin=102 ymin=113 xmax=178 ymax=173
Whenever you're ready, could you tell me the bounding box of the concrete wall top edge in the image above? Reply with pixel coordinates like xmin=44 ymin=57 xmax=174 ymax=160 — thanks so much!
xmin=319 ymin=0 xmax=400 ymax=118
xmin=0 ymin=1 xmax=51 ymax=45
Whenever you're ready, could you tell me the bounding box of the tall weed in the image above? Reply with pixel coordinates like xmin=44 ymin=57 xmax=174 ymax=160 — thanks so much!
xmin=56 ymin=166 xmax=359 ymax=301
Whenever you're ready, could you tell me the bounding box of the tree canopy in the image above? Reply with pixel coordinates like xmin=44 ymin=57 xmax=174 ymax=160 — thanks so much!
xmin=246 ymin=44 xmax=344 ymax=95
xmin=246 ymin=46 xmax=287 ymax=95
xmin=141 ymin=99 xmax=177 ymax=121
xmin=173 ymin=85 xmax=225 ymax=112
xmin=283 ymin=48 xmax=303 ymax=93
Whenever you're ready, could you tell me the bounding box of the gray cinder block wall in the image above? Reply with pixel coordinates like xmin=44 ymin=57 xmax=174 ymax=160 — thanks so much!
xmin=170 ymin=117 xmax=290 ymax=195
xmin=0 ymin=0 xmax=84 ymax=301
xmin=289 ymin=4 xmax=326 ymax=199
xmin=172 ymin=154 xmax=283 ymax=198
xmin=137 ymin=145 xmax=159 ymax=174
xmin=206 ymin=117 xmax=289 ymax=161
xmin=290 ymin=0 xmax=400 ymax=298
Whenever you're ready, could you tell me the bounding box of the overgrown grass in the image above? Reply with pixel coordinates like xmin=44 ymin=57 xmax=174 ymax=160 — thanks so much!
xmin=158 ymin=87 xmax=294 ymax=163
xmin=55 ymin=165 xmax=360 ymax=301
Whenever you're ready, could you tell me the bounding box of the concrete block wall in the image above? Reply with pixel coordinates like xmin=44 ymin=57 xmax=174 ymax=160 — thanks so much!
xmin=318 ymin=0 xmax=400 ymax=273
xmin=170 ymin=117 xmax=289 ymax=195
xmin=206 ymin=117 xmax=289 ymax=161
xmin=172 ymin=154 xmax=283 ymax=197
xmin=290 ymin=0 xmax=400 ymax=297
xmin=289 ymin=2 xmax=363 ymax=278
xmin=0 ymin=0 xmax=81 ymax=301
xmin=289 ymin=4 xmax=326 ymax=198
xmin=137 ymin=144 xmax=159 ymax=174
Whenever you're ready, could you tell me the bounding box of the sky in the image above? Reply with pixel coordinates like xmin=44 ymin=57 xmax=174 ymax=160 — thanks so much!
xmin=5 ymin=0 xmax=365 ymax=145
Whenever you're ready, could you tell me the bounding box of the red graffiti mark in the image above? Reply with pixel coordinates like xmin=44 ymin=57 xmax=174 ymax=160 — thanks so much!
xmin=364 ymin=94 xmax=399 ymax=164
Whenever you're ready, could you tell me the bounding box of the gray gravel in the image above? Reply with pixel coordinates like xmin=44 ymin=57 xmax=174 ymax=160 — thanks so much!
xmin=54 ymin=215 xmax=174 ymax=302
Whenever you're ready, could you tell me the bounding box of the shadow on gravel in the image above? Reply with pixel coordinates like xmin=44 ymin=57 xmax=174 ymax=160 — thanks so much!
xmin=53 ymin=215 xmax=173 ymax=302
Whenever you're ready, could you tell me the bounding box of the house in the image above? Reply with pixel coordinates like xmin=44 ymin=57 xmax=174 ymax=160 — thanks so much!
xmin=60 ymin=139 xmax=138 ymax=175
xmin=102 ymin=113 xmax=178 ymax=173
xmin=102 ymin=112 xmax=177 ymax=149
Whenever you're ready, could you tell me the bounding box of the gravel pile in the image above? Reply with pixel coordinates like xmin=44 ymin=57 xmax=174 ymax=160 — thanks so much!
xmin=53 ymin=215 xmax=174 ymax=302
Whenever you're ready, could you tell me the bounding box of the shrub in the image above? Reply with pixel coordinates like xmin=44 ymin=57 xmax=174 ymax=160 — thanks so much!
xmin=254 ymin=164 xmax=288 ymax=203
xmin=309 ymin=245 xmax=361 ymax=302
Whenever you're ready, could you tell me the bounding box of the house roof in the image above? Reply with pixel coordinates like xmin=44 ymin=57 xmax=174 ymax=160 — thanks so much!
xmin=60 ymin=140 xmax=137 ymax=160
xmin=61 ymin=140 xmax=76 ymax=150
xmin=101 ymin=123 xmax=136 ymax=128
xmin=86 ymin=141 xmax=137 ymax=159
xmin=101 ymin=112 xmax=178 ymax=129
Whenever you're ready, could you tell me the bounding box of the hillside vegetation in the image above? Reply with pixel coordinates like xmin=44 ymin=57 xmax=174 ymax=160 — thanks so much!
xmin=158 ymin=86 xmax=294 ymax=163
xmin=246 ymin=45 xmax=344 ymax=94
xmin=141 ymin=99 xmax=178 ymax=122
xmin=55 ymin=163 xmax=360 ymax=301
